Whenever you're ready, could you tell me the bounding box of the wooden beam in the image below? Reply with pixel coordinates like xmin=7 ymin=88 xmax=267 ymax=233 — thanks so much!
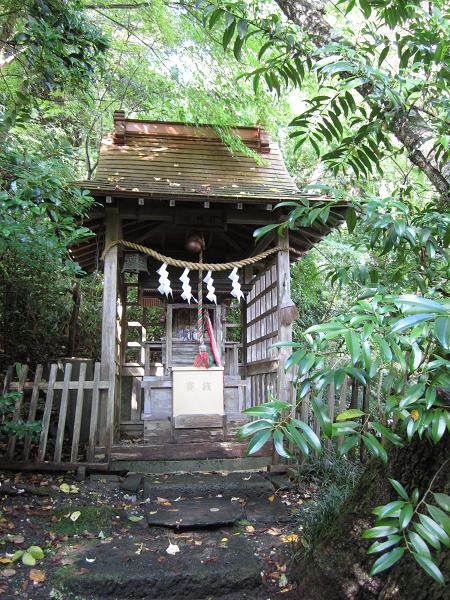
xmin=100 ymin=207 xmax=121 ymax=449
xmin=276 ymin=231 xmax=294 ymax=406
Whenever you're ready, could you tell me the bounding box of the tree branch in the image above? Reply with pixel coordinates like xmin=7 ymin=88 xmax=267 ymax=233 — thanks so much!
xmin=274 ymin=0 xmax=450 ymax=206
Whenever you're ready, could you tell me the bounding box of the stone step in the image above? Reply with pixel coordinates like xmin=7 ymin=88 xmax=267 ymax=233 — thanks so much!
xmin=143 ymin=471 xmax=274 ymax=500
xmin=56 ymin=532 xmax=262 ymax=599
xmin=146 ymin=496 xmax=245 ymax=529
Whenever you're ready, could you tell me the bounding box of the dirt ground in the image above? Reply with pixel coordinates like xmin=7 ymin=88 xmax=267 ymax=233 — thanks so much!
xmin=0 ymin=470 xmax=316 ymax=599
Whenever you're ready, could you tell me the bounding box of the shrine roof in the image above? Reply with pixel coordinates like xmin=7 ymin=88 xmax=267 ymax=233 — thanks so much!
xmin=77 ymin=112 xmax=303 ymax=202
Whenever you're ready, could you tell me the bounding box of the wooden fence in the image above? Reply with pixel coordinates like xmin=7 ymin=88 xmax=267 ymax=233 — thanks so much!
xmin=1 ymin=362 xmax=112 ymax=471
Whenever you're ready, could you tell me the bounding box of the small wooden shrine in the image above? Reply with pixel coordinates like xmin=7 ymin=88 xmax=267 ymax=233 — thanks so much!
xmin=66 ymin=112 xmax=333 ymax=469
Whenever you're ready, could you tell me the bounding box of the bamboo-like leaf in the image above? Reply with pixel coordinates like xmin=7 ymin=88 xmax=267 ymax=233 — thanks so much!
xmin=367 ymin=535 xmax=401 ymax=555
xmin=336 ymin=409 xmax=365 ymax=421
xmin=292 ymin=418 xmax=321 ymax=452
xmin=344 ymin=330 xmax=361 ymax=365
xmin=434 ymin=316 xmax=450 ymax=349
xmin=273 ymin=429 xmax=291 ymax=459
xmin=362 ymin=525 xmax=399 ymax=539
xmin=389 ymin=479 xmax=409 ymax=501
xmin=412 ymin=553 xmax=445 ymax=585
xmin=433 ymin=493 xmax=450 ymax=512
xmin=369 ymin=547 xmax=405 ymax=576
xmin=245 ymin=428 xmax=272 ymax=456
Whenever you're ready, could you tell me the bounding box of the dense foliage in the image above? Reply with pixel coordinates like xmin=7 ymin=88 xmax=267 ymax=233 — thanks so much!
xmin=0 ymin=0 xmax=449 ymax=586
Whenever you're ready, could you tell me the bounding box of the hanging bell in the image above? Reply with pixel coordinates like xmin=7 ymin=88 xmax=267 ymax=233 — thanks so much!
xmin=121 ymin=252 xmax=149 ymax=274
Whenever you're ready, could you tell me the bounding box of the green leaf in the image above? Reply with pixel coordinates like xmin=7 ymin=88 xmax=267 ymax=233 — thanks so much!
xmin=238 ymin=419 xmax=273 ymax=438
xmin=128 ymin=515 xmax=144 ymax=522
xmin=373 ymin=335 xmax=392 ymax=362
xmin=434 ymin=317 xmax=450 ymax=349
xmin=27 ymin=546 xmax=44 ymax=559
xmin=292 ymin=418 xmax=322 ymax=452
xmin=245 ymin=428 xmax=272 ymax=456
xmin=344 ymin=330 xmax=361 ymax=365
xmin=389 ymin=479 xmax=409 ymax=501
xmin=433 ymin=493 xmax=450 ymax=512
xmin=253 ymin=223 xmax=280 ymax=241
xmin=336 ymin=409 xmax=365 ymax=421
xmin=284 ymin=349 xmax=306 ymax=371
xmin=371 ymin=422 xmax=404 ymax=446
xmin=237 ymin=19 xmax=248 ymax=39
xmin=393 ymin=295 xmax=448 ymax=315
xmin=338 ymin=434 xmax=360 ymax=455
xmin=369 ymin=547 xmax=405 ymax=575
xmin=273 ymin=429 xmax=291 ymax=459
xmin=286 ymin=422 xmax=309 ymax=456
xmin=391 ymin=313 xmax=434 ymax=334
xmin=362 ymin=525 xmax=399 ymax=539
xmin=373 ymin=500 xmax=405 ymax=519
xmin=426 ymin=504 xmax=450 ymax=536
xmin=412 ymin=553 xmax=445 ymax=585
xmin=311 ymin=396 xmax=332 ymax=437
xmin=243 ymin=405 xmax=277 ymax=418
xmin=346 ymin=206 xmax=357 ymax=232
xmin=222 ymin=20 xmax=236 ymax=50
xmin=407 ymin=531 xmax=431 ymax=558
xmin=418 ymin=514 xmax=450 ymax=546
xmin=367 ymin=535 xmax=401 ymax=555
xmin=22 ymin=552 xmax=36 ymax=566
xmin=399 ymin=504 xmax=413 ymax=529
xmin=362 ymin=432 xmax=388 ymax=464
xmin=378 ymin=45 xmax=390 ymax=66
xmin=413 ymin=522 xmax=441 ymax=550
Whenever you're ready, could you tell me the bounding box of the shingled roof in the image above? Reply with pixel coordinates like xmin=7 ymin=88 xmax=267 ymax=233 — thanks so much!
xmin=77 ymin=112 xmax=302 ymax=202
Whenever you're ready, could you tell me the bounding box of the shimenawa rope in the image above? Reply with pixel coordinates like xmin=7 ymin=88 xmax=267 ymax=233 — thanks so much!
xmin=102 ymin=240 xmax=303 ymax=271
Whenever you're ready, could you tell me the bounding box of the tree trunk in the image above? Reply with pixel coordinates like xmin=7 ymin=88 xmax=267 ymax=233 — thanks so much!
xmin=293 ymin=434 xmax=450 ymax=599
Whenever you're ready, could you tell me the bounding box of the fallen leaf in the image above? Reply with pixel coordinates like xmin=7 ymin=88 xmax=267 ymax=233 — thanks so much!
xmin=166 ymin=543 xmax=180 ymax=556
xmin=2 ymin=568 xmax=16 ymax=577
xmin=128 ymin=515 xmax=144 ymax=522
xmin=266 ymin=528 xmax=281 ymax=536
xmin=12 ymin=535 xmax=24 ymax=544
xmin=59 ymin=483 xmax=70 ymax=493
xmin=0 ymin=557 xmax=12 ymax=564
xmin=279 ymin=574 xmax=288 ymax=587
xmin=268 ymin=495 xmax=275 ymax=502
xmin=281 ymin=534 xmax=299 ymax=543
xmin=245 ymin=525 xmax=255 ymax=534
xmin=29 ymin=569 xmax=46 ymax=584
xmin=22 ymin=552 xmax=36 ymax=566
xmin=70 ymin=511 xmax=81 ymax=522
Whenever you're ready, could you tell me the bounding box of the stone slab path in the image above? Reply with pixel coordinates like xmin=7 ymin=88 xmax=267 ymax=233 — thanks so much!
xmin=0 ymin=470 xmax=305 ymax=599
xmin=59 ymin=472 xmax=298 ymax=599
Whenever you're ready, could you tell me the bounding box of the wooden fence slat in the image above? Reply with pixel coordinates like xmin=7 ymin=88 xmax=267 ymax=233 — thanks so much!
xmin=37 ymin=364 xmax=58 ymax=462
xmin=326 ymin=382 xmax=335 ymax=452
xmin=70 ymin=362 xmax=87 ymax=463
xmin=54 ymin=363 xmax=72 ymax=462
xmin=104 ymin=366 xmax=116 ymax=462
xmin=2 ymin=365 xmax=13 ymax=394
xmin=337 ymin=377 xmax=349 ymax=449
xmin=23 ymin=364 xmax=43 ymax=460
xmin=87 ymin=363 xmax=101 ymax=462
xmin=7 ymin=365 xmax=29 ymax=459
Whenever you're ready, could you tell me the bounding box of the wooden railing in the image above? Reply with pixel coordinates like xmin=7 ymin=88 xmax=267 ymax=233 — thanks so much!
xmin=1 ymin=362 xmax=112 ymax=471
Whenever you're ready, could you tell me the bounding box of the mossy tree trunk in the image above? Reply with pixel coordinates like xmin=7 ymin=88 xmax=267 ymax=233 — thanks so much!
xmin=294 ymin=435 xmax=450 ymax=599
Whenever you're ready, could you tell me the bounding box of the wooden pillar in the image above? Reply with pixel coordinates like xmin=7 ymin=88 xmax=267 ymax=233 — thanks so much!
xmin=276 ymin=232 xmax=293 ymax=406
xmin=99 ymin=207 xmax=121 ymax=456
